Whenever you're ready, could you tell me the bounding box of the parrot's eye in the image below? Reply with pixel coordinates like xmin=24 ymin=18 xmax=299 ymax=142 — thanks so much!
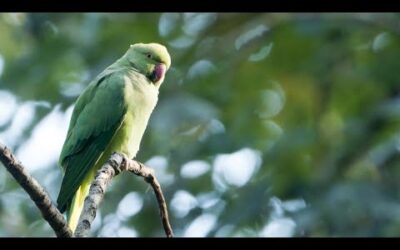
xmin=146 ymin=53 xmax=152 ymax=59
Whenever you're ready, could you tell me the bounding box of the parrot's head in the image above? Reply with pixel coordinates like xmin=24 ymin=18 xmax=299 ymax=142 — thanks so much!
xmin=125 ymin=43 xmax=171 ymax=87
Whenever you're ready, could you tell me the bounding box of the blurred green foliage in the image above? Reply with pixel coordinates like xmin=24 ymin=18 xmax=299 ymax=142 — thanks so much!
xmin=1 ymin=13 xmax=400 ymax=237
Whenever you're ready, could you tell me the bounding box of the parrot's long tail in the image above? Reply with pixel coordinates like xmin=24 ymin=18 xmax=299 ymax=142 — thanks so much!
xmin=67 ymin=170 xmax=96 ymax=233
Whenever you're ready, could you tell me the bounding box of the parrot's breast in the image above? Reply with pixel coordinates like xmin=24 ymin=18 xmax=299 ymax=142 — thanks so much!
xmin=106 ymin=72 xmax=159 ymax=159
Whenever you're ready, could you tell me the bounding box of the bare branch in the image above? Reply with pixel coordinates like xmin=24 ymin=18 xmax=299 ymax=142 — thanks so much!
xmin=0 ymin=142 xmax=73 ymax=238
xmin=0 ymin=142 xmax=172 ymax=238
xmin=124 ymin=158 xmax=174 ymax=238
xmin=75 ymin=152 xmax=174 ymax=238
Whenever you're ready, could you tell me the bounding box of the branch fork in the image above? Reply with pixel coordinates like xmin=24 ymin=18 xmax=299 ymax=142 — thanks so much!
xmin=0 ymin=143 xmax=173 ymax=238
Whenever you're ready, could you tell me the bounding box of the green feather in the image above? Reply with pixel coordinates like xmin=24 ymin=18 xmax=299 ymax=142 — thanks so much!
xmin=57 ymin=71 xmax=126 ymax=213
xmin=56 ymin=43 xmax=171 ymax=233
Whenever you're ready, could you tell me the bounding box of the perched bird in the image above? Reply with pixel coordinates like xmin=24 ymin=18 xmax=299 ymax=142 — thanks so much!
xmin=56 ymin=43 xmax=171 ymax=233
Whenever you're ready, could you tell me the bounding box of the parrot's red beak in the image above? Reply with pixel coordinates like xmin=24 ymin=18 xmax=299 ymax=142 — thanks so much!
xmin=150 ymin=63 xmax=167 ymax=83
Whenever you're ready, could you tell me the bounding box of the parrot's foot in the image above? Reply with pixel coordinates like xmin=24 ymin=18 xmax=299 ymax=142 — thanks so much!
xmin=117 ymin=153 xmax=131 ymax=171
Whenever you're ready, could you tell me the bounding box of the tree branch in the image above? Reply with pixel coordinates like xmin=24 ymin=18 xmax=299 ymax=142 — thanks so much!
xmin=0 ymin=142 xmax=73 ymax=237
xmin=0 ymin=142 xmax=172 ymax=237
xmin=75 ymin=152 xmax=174 ymax=238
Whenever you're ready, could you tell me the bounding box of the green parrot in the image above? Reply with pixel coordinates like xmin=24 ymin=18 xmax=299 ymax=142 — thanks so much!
xmin=56 ymin=43 xmax=171 ymax=233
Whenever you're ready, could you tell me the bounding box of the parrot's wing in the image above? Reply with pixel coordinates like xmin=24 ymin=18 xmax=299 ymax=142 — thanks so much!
xmin=57 ymin=70 xmax=127 ymax=212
